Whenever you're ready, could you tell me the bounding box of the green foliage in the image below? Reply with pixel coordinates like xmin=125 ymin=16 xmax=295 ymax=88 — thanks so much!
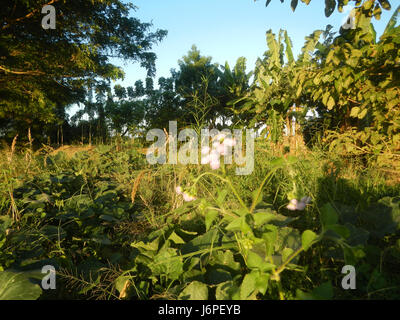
xmin=0 ymin=270 xmax=42 ymax=300
xmin=0 ymin=142 xmax=399 ymax=300
xmin=0 ymin=0 xmax=167 ymax=140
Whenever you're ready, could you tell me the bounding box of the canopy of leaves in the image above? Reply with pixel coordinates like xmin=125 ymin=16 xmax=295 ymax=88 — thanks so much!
xmin=0 ymin=0 xmax=167 ymax=139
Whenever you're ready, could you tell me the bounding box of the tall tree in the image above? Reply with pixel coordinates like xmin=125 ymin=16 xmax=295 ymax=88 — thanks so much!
xmin=0 ymin=0 xmax=167 ymax=141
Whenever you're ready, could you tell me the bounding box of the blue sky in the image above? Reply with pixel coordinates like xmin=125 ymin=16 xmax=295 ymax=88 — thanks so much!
xmin=111 ymin=0 xmax=396 ymax=88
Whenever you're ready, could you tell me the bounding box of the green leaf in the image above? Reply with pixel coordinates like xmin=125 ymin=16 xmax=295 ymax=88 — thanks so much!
xmin=240 ymin=272 xmax=258 ymax=300
xmin=302 ymin=230 xmax=317 ymax=251
xmin=383 ymin=4 xmax=399 ymax=34
xmin=325 ymin=0 xmax=336 ymax=17
xmin=205 ymin=209 xmax=219 ymax=231
xmin=282 ymin=248 xmax=294 ymax=262
xmin=168 ymin=231 xmax=185 ymax=244
xmin=320 ymin=203 xmax=338 ymax=228
xmin=216 ymin=281 xmax=240 ymax=300
xmin=327 ymin=224 xmax=350 ymax=238
xmin=291 ymin=0 xmax=299 ymax=12
xmin=350 ymin=107 xmax=360 ymax=117
xmin=255 ymin=272 xmax=270 ymax=295
xmin=378 ymin=0 xmax=391 ymax=11
xmin=0 ymin=271 xmax=42 ymax=300
xmin=226 ymin=216 xmax=252 ymax=234
xmin=247 ymin=250 xmax=275 ymax=272
xmin=252 ymin=211 xmax=276 ymax=227
xmin=181 ymin=229 xmax=219 ymax=255
xmin=358 ymin=109 xmax=368 ymax=119
xmin=179 ymin=281 xmax=208 ymax=300
xmin=296 ymin=281 xmax=333 ymax=300
xmin=327 ymin=96 xmax=335 ymax=110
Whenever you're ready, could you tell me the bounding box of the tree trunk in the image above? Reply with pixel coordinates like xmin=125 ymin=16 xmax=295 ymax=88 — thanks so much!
xmin=61 ymin=125 xmax=63 ymax=146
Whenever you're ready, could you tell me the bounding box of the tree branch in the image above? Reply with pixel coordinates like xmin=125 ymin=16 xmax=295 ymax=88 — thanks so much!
xmin=0 ymin=65 xmax=45 ymax=75
xmin=2 ymin=0 xmax=60 ymax=30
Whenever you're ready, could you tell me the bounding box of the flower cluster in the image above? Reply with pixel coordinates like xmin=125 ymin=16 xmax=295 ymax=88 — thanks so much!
xmin=176 ymin=186 xmax=196 ymax=202
xmin=286 ymin=196 xmax=312 ymax=211
xmin=201 ymin=133 xmax=236 ymax=170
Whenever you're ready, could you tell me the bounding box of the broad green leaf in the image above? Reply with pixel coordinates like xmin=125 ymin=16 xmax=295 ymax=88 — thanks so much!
xmin=252 ymin=211 xmax=276 ymax=227
xmin=216 ymin=281 xmax=240 ymax=300
xmin=302 ymin=230 xmax=317 ymax=251
xmin=240 ymin=272 xmax=258 ymax=300
xmin=0 ymin=271 xmax=42 ymax=300
xmin=181 ymin=229 xmax=219 ymax=255
xmin=246 ymin=250 xmax=275 ymax=272
xmin=226 ymin=216 xmax=252 ymax=234
xmin=320 ymin=203 xmax=339 ymax=228
xmin=179 ymin=281 xmax=208 ymax=300
xmin=168 ymin=231 xmax=185 ymax=244
xmin=282 ymin=247 xmax=294 ymax=262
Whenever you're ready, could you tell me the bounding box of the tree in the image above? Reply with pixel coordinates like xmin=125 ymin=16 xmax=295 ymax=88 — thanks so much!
xmin=261 ymin=0 xmax=392 ymax=18
xmin=174 ymin=45 xmax=222 ymax=126
xmin=0 ymin=0 xmax=167 ymax=142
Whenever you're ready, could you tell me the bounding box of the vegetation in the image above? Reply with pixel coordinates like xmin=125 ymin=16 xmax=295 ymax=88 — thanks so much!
xmin=0 ymin=0 xmax=399 ymax=300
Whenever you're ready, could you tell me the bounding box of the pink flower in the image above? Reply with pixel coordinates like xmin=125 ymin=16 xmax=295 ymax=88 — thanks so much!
xmin=182 ymin=192 xmax=196 ymax=202
xmin=223 ymin=138 xmax=236 ymax=147
xmin=176 ymin=186 xmax=183 ymax=195
xmin=210 ymin=160 xmax=220 ymax=170
xmin=201 ymin=146 xmax=211 ymax=155
xmin=286 ymin=199 xmax=298 ymax=211
xmin=215 ymin=143 xmax=226 ymax=155
xmin=286 ymin=196 xmax=311 ymax=211
xmin=296 ymin=201 xmax=306 ymax=210
xmin=201 ymin=154 xmax=210 ymax=164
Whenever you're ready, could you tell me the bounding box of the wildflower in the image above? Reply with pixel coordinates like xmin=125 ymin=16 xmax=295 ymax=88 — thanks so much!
xmin=223 ymin=137 xmax=236 ymax=147
xmin=286 ymin=196 xmax=311 ymax=211
xmin=286 ymin=199 xmax=299 ymax=211
xmin=201 ymin=154 xmax=210 ymax=164
xmin=176 ymin=186 xmax=183 ymax=195
xmin=201 ymin=146 xmax=211 ymax=155
xmin=182 ymin=192 xmax=196 ymax=202
xmin=215 ymin=143 xmax=227 ymax=155
xmin=209 ymin=149 xmax=220 ymax=170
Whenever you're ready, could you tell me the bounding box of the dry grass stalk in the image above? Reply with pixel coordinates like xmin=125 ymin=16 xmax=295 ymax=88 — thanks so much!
xmin=7 ymin=134 xmax=18 ymax=163
xmin=131 ymin=170 xmax=146 ymax=204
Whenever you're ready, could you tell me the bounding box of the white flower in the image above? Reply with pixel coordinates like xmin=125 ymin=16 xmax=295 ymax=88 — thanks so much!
xmin=210 ymin=159 xmax=220 ymax=170
xmin=201 ymin=146 xmax=211 ymax=155
xmin=296 ymin=201 xmax=306 ymax=210
xmin=215 ymin=143 xmax=227 ymax=155
xmin=176 ymin=186 xmax=183 ymax=195
xmin=182 ymin=192 xmax=196 ymax=202
xmin=223 ymin=138 xmax=236 ymax=147
xmin=286 ymin=199 xmax=298 ymax=211
xmin=201 ymin=154 xmax=210 ymax=164
xmin=286 ymin=196 xmax=311 ymax=211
